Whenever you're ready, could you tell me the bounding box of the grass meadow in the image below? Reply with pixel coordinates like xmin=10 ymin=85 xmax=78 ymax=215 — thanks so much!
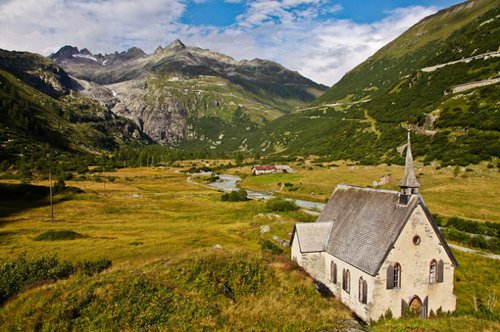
xmin=0 ymin=163 xmax=499 ymax=330
xmin=237 ymin=162 xmax=500 ymax=222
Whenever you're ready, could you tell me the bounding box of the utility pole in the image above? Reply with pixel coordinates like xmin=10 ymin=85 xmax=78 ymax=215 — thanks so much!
xmin=49 ymin=171 xmax=54 ymax=222
xmin=102 ymin=156 xmax=106 ymax=193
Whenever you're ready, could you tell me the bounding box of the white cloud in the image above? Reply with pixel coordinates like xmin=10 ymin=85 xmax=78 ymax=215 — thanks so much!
xmin=0 ymin=0 xmax=440 ymax=85
xmin=0 ymin=0 xmax=186 ymax=55
xmin=185 ymin=5 xmax=437 ymax=85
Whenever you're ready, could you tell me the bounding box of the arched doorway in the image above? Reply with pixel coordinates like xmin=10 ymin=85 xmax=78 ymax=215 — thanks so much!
xmin=409 ymin=296 xmax=422 ymax=314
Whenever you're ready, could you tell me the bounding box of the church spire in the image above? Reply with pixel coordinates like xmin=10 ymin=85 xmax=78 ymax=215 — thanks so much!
xmin=399 ymin=131 xmax=420 ymax=196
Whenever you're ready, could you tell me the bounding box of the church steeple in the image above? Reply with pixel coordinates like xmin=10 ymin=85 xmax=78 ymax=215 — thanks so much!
xmin=399 ymin=132 xmax=420 ymax=197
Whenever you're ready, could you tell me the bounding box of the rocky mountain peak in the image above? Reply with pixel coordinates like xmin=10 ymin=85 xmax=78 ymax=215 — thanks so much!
xmin=119 ymin=47 xmax=146 ymax=60
xmin=164 ymin=39 xmax=186 ymax=51
xmin=49 ymin=45 xmax=79 ymax=61
xmin=154 ymin=46 xmax=164 ymax=55
xmin=80 ymin=48 xmax=93 ymax=56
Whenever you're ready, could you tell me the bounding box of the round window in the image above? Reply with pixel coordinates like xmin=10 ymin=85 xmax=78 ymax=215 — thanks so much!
xmin=413 ymin=235 xmax=421 ymax=245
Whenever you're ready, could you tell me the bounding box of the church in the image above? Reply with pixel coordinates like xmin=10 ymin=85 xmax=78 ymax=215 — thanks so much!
xmin=291 ymin=134 xmax=457 ymax=323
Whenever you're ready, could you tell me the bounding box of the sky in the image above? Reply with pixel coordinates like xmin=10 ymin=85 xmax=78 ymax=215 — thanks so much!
xmin=0 ymin=0 xmax=464 ymax=85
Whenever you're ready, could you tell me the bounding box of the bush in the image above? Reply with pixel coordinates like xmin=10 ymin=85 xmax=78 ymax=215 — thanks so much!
xmin=221 ymin=189 xmax=248 ymax=202
xmin=76 ymin=259 xmax=112 ymax=276
xmin=175 ymin=255 xmax=273 ymax=299
xmin=265 ymin=198 xmax=299 ymax=212
xmin=34 ymin=230 xmax=85 ymax=241
xmin=260 ymin=239 xmax=283 ymax=254
xmin=0 ymin=254 xmax=74 ymax=305
xmin=0 ymin=254 xmax=112 ymax=305
xmin=76 ymin=165 xmax=89 ymax=174
xmin=53 ymin=179 xmax=66 ymax=194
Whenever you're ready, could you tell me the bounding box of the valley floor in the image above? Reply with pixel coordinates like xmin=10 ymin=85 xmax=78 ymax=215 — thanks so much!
xmin=0 ymin=164 xmax=498 ymax=330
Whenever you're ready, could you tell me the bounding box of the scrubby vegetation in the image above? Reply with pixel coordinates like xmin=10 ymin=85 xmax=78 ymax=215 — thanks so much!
xmin=221 ymin=189 xmax=249 ymax=202
xmin=434 ymin=214 xmax=500 ymax=254
xmin=0 ymin=166 xmax=498 ymax=330
xmin=34 ymin=230 xmax=85 ymax=241
xmin=0 ymin=254 xmax=111 ymax=306
xmin=265 ymin=198 xmax=299 ymax=212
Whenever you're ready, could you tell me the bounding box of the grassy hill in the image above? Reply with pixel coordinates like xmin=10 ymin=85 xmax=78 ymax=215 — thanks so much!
xmin=0 ymin=50 xmax=152 ymax=169
xmin=229 ymin=0 xmax=499 ymax=166
xmin=0 ymin=165 xmax=498 ymax=330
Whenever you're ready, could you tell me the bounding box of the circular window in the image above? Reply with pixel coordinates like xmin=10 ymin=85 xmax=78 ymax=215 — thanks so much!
xmin=413 ymin=235 xmax=421 ymax=245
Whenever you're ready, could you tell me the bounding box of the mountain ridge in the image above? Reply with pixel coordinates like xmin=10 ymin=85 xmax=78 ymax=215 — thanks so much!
xmin=49 ymin=40 xmax=327 ymax=145
xmin=217 ymin=0 xmax=499 ymax=166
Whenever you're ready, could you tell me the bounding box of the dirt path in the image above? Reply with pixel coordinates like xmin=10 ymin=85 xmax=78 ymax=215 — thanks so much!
xmin=448 ymin=243 xmax=500 ymax=260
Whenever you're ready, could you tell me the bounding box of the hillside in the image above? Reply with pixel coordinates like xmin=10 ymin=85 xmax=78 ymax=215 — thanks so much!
xmin=0 ymin=165 xmax=498 ymax=330
xmin=241 ymin=0 xmax=499 ymax=166
xmin=50 ymin=40 xmax=327 ymax=146
xmin=0 ymin=49 xmax=152 ymax=165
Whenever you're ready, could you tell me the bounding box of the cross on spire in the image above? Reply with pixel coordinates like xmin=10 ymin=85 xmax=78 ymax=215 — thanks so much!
xmin=399 ymin=131 xmax=420 ymax=196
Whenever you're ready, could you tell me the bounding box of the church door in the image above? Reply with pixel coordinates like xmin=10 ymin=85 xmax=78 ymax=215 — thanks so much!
xmin=409 ymin=296 xmax=422 ymax=314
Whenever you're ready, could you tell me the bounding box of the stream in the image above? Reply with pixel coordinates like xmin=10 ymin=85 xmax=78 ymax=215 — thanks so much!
xmin=208 ymin=174 xmax=325 ymax=212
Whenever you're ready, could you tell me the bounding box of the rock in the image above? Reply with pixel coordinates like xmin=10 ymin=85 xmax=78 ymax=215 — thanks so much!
xmin=260 ymin=225 xmax=270 ymax=234
xmin=212 ymin=244 xmax=223 ymax=250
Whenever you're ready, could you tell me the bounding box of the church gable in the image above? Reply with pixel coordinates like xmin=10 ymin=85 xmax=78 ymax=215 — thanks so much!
xmin=319 ymin=185 xmax=419 ymax=275
xmin=385 ymin=200 xmax=458 ymax=270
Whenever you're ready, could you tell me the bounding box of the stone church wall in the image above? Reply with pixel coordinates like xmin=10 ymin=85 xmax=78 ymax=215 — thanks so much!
xmin=371 ymin=205 xmax=456 ymax=320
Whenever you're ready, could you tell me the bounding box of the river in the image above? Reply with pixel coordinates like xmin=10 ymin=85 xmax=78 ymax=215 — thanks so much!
xmin=208 ymin=174 xmax=325 ymax=211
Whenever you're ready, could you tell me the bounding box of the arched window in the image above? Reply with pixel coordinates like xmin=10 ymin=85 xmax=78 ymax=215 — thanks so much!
xmin=386 ymin=263 xmax=401 ymax=289
xmin=438 ymin=259 xmax=444 ymax=283
xmin=342 ymin=269 xmax=350 ymax=293
xmin=358 ymin=277 xmax=364 ymax=303
xmin=358 ymin=277 xmax=368 ymax=304
xmin=394 ymin=263 xmax=401 ymax=288
xmin=429 ymin=260 xmax=437 ymax=284
xmin=363 ymin=280 xmax=368 ymax=303
xmin=330 ymin=261 xmax=337 ymax=284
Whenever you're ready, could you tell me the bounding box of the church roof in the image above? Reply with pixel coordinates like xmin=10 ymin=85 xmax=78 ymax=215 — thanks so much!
xmin=309 ymin=185 xmax=457 ymax=275
xmin=292 ymin=221 xmax=334 ymax=253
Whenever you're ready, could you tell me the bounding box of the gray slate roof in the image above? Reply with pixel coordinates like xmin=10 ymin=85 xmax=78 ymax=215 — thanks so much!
xmin=293 ymin=221 xmax=333 ymax=253
xmin=306 ymin=184 xmax=457 ymax=275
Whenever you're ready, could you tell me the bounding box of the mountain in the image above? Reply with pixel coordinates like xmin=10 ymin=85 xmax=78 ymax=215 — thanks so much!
xmin=0 ymin=49 xmax=152 ymax=163
xmin=240 ymin=0 xmax=499 ymax=165
xmin=50 ymin=40 xmax=327 ymax=146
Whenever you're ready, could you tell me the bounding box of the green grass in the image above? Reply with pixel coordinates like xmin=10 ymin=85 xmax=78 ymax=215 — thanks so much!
xmin=0 ymin=165 xmax=498 ymax=330
xmin=236 ymin=163 xmax=500 ymax=222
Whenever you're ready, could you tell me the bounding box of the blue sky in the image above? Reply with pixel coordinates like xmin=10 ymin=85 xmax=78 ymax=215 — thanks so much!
xmin=0 ymin=0 xmax=464 ymax=85
xmin=181 ymin=0 xmax=461 ymax=26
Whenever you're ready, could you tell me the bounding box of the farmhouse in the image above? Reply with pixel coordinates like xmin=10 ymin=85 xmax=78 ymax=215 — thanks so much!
xmin=252 ymin=165 xmax=294 ymax=175
xmin=291 ymin=134 xmax=457 ymax=322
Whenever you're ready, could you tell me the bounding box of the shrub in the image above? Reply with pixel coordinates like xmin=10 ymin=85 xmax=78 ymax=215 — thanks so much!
xmin=260 ymin=239 xmax=283 ymax=254
xmin=76 ymin=259 xmax=112 ymax=276
xmin=221 ymin=189 xmax=248 ymax=202
xmin=53 ymin=179 xmax=66 ymax=194
xmin=265 ymin=198 xmax=299 ymax=212
xmin=76 ymin=165 xmax=89 ymax=174
xmin=0 ymin=254 xmax=113 ymax=305
xmin=0 ymin=254 xmax=74 ymax=305
xmin=34 ymin=230 xmax=85 ymax=241
xmin=175 ymin=255 xmax=273 ymax=300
